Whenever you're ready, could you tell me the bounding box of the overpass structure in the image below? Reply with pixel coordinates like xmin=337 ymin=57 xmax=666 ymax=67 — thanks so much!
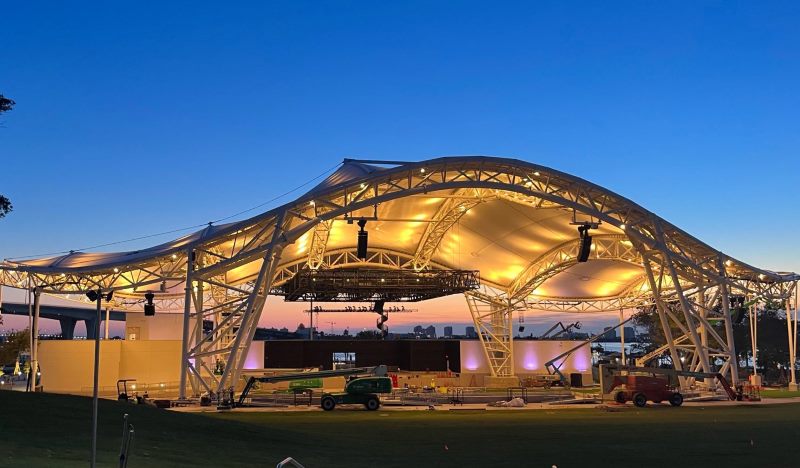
xmin=0 ymin=302 xmax=125 ymax=339
xmin=1 ymin=156 xmax=798 ymax=396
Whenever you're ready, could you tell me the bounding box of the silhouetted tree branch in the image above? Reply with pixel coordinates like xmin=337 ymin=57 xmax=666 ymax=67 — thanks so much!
xmin=0 ymin=93 xmax=15 ymax=217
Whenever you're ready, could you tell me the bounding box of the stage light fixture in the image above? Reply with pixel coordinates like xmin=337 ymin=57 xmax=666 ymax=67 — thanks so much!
xmin=105 ymin=291 xmax=114 ymax=301
xmin=356 ymin=219 xmax=368 ymax=259
xmin=144 ymin=291 xmax=156 ymax=316
xmin=86 ymin=290 xmax=100 ymax=302
xmin=577 ymin=223 xmax=593 ymax=262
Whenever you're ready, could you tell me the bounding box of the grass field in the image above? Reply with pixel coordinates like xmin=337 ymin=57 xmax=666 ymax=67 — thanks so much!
xmin=760 ymin=389 xmax=800 ymax=399
xmin=3 ymin=391 xmax=800 ymax=467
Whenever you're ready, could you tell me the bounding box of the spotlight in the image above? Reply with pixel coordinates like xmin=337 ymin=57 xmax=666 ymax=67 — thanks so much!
xmin=356 ymin=219 xmax=368 ymax=259
xmin=105 ymin=291 xmax=114 ymax=302
xmin=577 ymin=223 xmax=593 ymax=262
xmin=144 ymin=291 xmax=156 ymax=316
xmin=86 ymin=290 xmax=100 ymax=302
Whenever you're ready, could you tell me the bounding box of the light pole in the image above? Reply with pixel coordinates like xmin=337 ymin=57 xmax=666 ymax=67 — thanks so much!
xmin=87 ymin=288 xmax=112 ymax=468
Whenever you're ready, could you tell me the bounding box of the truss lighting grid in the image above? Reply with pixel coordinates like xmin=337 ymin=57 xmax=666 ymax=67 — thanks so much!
xmin=278 ymin=268 xmax=480 ymax=302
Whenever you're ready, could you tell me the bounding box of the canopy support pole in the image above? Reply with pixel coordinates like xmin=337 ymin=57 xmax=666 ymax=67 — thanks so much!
xmin=179 ymin=250 xmax=194 ymax=400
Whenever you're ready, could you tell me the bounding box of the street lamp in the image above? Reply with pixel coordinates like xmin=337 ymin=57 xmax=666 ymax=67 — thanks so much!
xmin=86 ymin=288 xmax=112 ymax=468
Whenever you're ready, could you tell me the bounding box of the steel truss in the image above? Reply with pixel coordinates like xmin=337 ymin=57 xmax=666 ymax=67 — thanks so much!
xmin=2 ymin=157 xmax=797 ymax=394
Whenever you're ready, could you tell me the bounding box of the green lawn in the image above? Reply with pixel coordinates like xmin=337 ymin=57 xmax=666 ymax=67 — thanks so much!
xmin=760 ymin=389 xmax=800 ymax=399
xmin=3 ymin=390 xmax=800 ymax=467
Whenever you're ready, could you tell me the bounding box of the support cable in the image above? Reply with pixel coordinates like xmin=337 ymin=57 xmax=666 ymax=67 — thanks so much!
xmin=5 ymin=162 xmax=342 ymax=260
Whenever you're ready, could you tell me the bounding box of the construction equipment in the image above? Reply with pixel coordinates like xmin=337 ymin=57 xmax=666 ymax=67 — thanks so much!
xmin=544 ymin=316 xmax=635 ymax=386
xmin=521 ymin=374 xmax=562 ymax=389
xmin=237 ymin=365 xmax=390 ymax=408
xmin=320 ymin=372 xmax=393 ymax=411
xmin=116 ymin=379 xmax=137 ymax=402
xmin=539 ymin=321 xmax=582 ymax=339
xmin=600 ymin=365 xmax=738 ymax=407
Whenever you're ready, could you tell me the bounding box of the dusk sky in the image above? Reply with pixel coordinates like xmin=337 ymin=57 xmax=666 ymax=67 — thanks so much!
xmin=2 ymin=1 xmax=799 ymax=336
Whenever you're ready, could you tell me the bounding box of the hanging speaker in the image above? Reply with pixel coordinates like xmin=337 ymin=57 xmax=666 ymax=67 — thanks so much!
xmin=577 ymin=233 xmax=592 ymax=262
xmin=357 ymin=230 xmax=368 ymax=259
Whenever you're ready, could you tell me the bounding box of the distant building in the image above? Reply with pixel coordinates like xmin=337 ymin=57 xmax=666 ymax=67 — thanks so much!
xmin=443 ymin=326 xmax=453 ymax=338
xmin=425 ymin=325 xmax=436 ymax=338
xmin=622 ymin=327 xmax=636 ymax=340
xmin=465 ymin=326 xmax=477 ymax=339
xmin=413 ymin=325 xmax=424 ymax=335
xmin=602 ymin=327 xmax=617 ymax=340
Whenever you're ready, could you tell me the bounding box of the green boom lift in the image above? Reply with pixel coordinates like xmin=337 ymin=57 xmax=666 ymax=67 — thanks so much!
xmin=238 ymin=365 xmax=392 ymax=411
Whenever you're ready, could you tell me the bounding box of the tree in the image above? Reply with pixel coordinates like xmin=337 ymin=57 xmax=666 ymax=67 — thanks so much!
xmin=0 ymin=328 xmax=29 ymax=365
xmin=0 ymin=94 xmax=13 ymax=114
xmin=355 ymin=330 xmax=382 ymax=340
xmin=0 ymin=93 xmax=14 ymax=218
xmin=0 ymin=196 xmax=11 ymax=219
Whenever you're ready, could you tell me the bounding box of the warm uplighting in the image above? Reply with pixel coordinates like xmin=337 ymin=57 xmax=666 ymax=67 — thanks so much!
xmin=113 ymin=268 xmax=119 ymax=273
xmin=420 ymin=168 xmax=426 ymax=173
xmin=533 ymin=171 xmax=540 ymax=176
xmin=619 ymin=223 xmax=626 ymax=230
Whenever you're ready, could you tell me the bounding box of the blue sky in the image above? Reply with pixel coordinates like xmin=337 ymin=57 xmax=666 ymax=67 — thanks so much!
xmin=1 ymin=1 xmax=799 ymax=333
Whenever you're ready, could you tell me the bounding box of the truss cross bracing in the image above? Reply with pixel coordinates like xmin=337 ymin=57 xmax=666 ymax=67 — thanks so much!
xmin=1 ymin=156 xmax=797 ymax=396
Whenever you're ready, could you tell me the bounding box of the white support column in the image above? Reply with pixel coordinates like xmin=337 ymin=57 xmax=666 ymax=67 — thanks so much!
xmin=506 ymin=298 xmax=515 ymax=376
xmin=179 ymin=250 xmax=194 ymax=400
xmin=662 ymin=253 xmax=711 ymax=375
xmin=640 ymin=256 xmax=684 ymax=373
xmin=219 ymin=212 xmax=288 ymax=394
xmin=619 ymin=309 xmax=625 ymax=366
xmin=104 ymin=306 xmax=110 ymax=340
xmin=788 ymin=284 xmax=798 ymax=390
xmin=193 ymin=277 xmax=205 ymax=394
xmin=30 ymin=288 xmax=41 ymax=391
xmin=716 ymin=258 xmax=739 ymax=386
xmin=794 ymin=284 xmax=799 ymax=390
xmin=749 ymin=301 xmax=758 ymax=378
xmin=465 ymin=293 xmax=496 ymax=377
xmin=219 ymin=252 xmax=274 ymax=392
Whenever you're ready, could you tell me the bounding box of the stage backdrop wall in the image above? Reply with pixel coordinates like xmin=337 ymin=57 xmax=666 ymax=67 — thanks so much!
xmin=38 ymin=340 xmax=182 ymax=395
xmin=460 ymin=340 xmax=592 ymax=379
